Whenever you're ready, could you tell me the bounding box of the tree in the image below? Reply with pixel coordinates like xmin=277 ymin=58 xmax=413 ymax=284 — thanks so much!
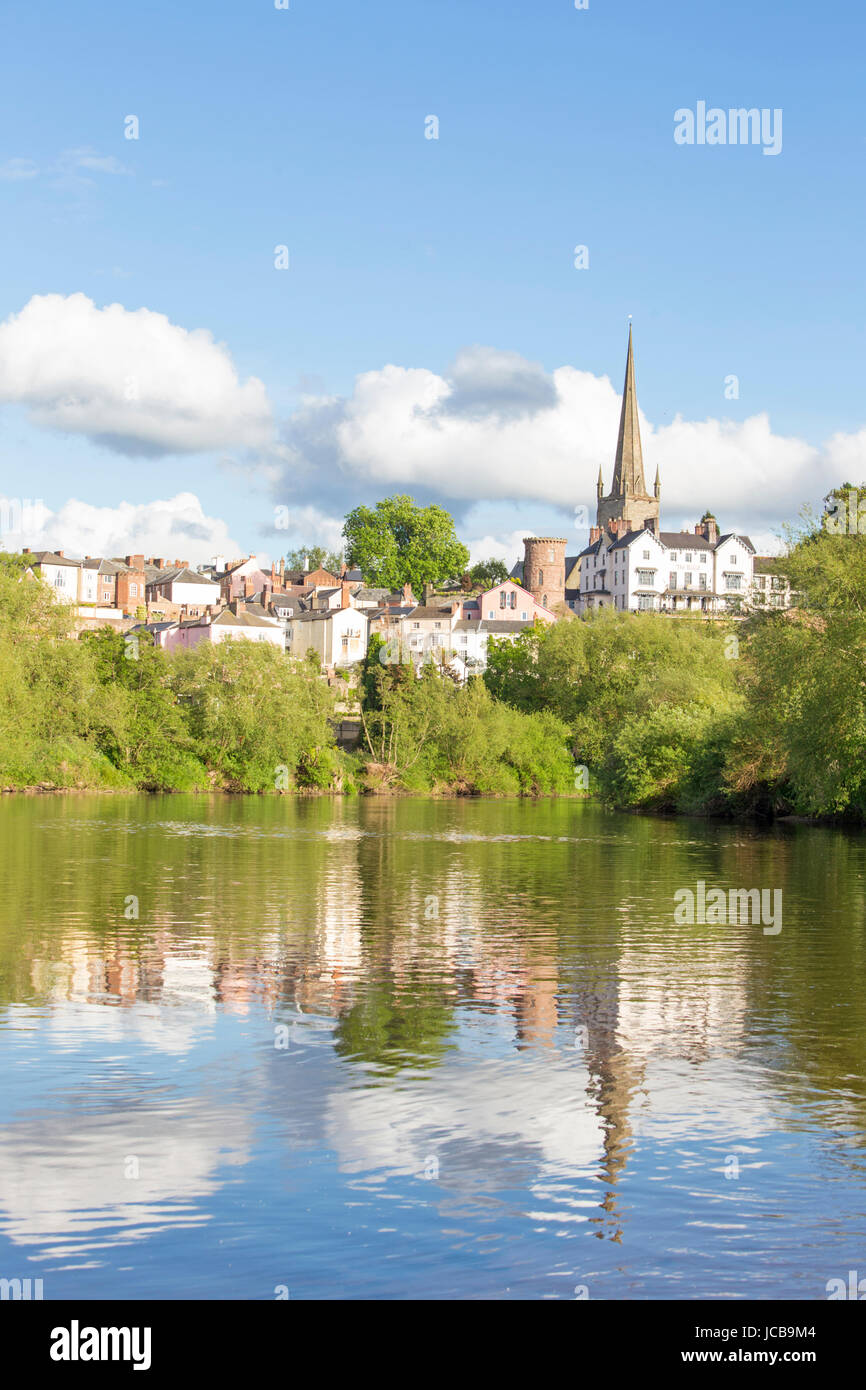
xmin=283 ymin=546 xmax=342 ymax=576
xmin=342 ymin=495 xmax=469 ymax=594
xmin=469 ymin=557 xmax=509 ymax=589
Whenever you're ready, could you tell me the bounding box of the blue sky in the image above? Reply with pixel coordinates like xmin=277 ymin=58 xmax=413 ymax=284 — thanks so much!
xmin=0 ymin=0 xmax=863 ymax=562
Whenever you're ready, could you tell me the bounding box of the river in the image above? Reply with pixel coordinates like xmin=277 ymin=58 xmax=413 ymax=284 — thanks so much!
xmin=0 ymin=794 xmax=864 ymax=1299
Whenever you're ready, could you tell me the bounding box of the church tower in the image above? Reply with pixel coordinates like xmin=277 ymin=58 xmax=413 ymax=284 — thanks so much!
xmin=596 ymin=325 xmax=659 ymax=534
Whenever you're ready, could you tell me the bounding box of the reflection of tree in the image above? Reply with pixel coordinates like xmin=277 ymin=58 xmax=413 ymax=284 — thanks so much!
xmin=333 ymin=981 xmax=455 ymax=1071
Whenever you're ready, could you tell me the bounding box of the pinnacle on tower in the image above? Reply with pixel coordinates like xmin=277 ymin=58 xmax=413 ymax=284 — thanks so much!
xmin=597 ymin=466 xmax=604 ymax=499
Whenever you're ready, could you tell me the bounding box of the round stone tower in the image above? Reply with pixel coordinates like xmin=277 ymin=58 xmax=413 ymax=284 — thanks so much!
xmin=522 ymin=536 xmax=567 ymax=611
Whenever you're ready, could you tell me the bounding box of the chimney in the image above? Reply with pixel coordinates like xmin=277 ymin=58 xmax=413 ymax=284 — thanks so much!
xmin=234 ymin=598 xmax=246 ymax=615
xmin=340 ymin=561 xmax=347 ymax=578
xmin=340 ymin=580 xmax=351 ymax=610
xmin=423 ymin=582 xmax=433 ymax=604
xmin=57 ymin=550 xmax=64 ymax=558
xmin=244 ymin=574 xmax=256 ymax=598
xmin=402 ymin=581 xmax=414 ymax=605
xmin=22 ymin=547 xmax=30 ymax=554
xmin=589 ymin=527 xmax=601 ymax=544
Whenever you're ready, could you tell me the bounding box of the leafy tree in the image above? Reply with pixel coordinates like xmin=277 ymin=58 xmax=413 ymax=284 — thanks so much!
xmin=469 ymin=557 xmax=509 ymax=589
xmin=342 ymin=495 xmax=469 ymax=594
xmin=283 ymin=546 xmax=343 ymax=576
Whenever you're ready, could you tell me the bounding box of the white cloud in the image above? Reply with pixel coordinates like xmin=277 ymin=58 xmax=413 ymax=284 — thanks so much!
xmin=274 ymin=346 xmax=863 ymax=541
xmin=2 ymin=491 xmax=244 ymax=564
xmin=0 ymin=157 xmax=39 ymax=181
xmin=0 ymin=293 xmax=274 ymax=455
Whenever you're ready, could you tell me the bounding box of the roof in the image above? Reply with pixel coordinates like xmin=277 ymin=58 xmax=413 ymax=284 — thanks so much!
xmin=211 ymin=609 xmax=281 ymax=629
xmin=294 ymin=608 xmax=368 ymax=624
xmin=659 ymin=532 xmax=714 ymax=550
xmin=453 ymin=619 xmax=483 ymax=632
xmin=30 ymin=551 xmax=80 ymax=568
xmin=509 ymin=560 xmax=524 ymax=581
xmin=149 ymin=566 xmax=219 ymax=587
xmin=577 ymin=539 xmax=605 ymax=559
xmin=564 ymin=588 xmax=580 ymax=601
xmin=753 ymin=556 xmax=785 ymax=574
xmin=717 ymin=533 xmax=755 ymax=553
xmin=353 ymin=587 xmax=391 ymax=601
xmin=482 ymin=620 xmax=532 ymax=634
xmin=609 ymin=527 xmax=656 ymax=551
xmin=270 ymin=593 xmax=307 ymax=612
xmin=403 ymin=605 xmax=453 ymax=620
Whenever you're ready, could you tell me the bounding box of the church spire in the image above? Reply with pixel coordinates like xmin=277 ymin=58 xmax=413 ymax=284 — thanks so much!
xmin=610 ymin=323 xmax=648 ymax=499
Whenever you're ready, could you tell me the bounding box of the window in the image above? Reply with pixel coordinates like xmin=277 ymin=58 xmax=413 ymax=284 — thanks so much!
xmin=643 ymin=550 xmax=650 ymax=560
xmin=669 ymin=572 xmax=677 ymax=589
xmin=637 ymin=594 xmax=655 ymax=611
xmin=54 ymin=572 xmax=64 ymax=587
xmin=538 ymin=570 xmax=544 ymax=585
xmin=685 ymin=572 xmax=692 ymax=588
xmin=413 ymin=621 xmax=420 ymax=629
xmin=509 ymin=591 xmax=516 ymax=609
xmin=521 ymin=610 xmax=527 ymax=620
xmin=130 ymin=583 xmax=138 ymax=597
xmin=685 ymin=553 xmax=692 ymax=563
xmin=637 ymin=569 xmax=654 ymax=585
xmin=699 ymin=575 xmax=707 ymax=590
xmin=730 ymin=554 xmax=737 ymax=564
xmin=434 ymin=621 xmax=441 ymax=629
xmin=488 ymin=610 xmax=494 ymax=619
xmin=726 ymin=575 xmax=741 ymax=590
xmin=700 ymin=553 xmax=707 ymax=564
xmin=500 ymin=591 xmax=507 ymax=608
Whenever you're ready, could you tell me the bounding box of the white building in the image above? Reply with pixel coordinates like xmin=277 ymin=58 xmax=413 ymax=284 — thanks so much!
xmin=577 ymin=518 xmax=757 ymax=615
xmin=146 ymin=565 xmax=221 ymax=615
xmin=289 ymin=604 xmax=369 ymax=669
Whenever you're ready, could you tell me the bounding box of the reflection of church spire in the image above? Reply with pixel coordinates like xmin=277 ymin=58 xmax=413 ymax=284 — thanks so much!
xmin=577 ymin=970 xmax=645 ymax=1242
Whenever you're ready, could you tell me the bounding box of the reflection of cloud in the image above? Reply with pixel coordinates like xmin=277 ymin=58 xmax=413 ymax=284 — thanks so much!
xmin=325 ymin=1056 xmax=603 ymax=1183
xmin=0 ymin=1094 xmax=251 ymax=1257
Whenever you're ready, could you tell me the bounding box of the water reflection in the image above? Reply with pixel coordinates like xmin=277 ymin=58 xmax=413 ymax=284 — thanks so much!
xmin=0 ymin=795 xmax=864 ymax=1297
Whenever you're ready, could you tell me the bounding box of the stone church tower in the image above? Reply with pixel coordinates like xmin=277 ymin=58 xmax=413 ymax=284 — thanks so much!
xmin=596 ymin=325 xmax=660 ymax=534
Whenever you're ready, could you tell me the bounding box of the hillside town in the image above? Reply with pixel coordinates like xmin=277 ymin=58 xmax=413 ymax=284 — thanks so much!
xmin=11 ymin=330 xmax=792 ymax=679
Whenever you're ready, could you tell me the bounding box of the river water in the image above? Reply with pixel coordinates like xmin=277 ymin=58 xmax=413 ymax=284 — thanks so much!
xmin=0 ymin=794 xmax=864 ymax=1300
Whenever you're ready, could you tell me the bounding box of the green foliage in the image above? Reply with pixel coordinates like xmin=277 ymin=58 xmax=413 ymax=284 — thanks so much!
xmin=485 ymin=610 xmax=743 ymax=811
xmin=283 ymin=546 xmax=343 ymax=576
xmin=168 ymin=640 xmax=338 ymax=791
xmin=342 ymin=494 xmax=469 ymax=593
xmin=469 ymin=557 xmax=510 ymax=588
xmin=0 ymin=561 xmax=343 ymax=793
xmin=360 ymin=667 xmax=574 ymax=795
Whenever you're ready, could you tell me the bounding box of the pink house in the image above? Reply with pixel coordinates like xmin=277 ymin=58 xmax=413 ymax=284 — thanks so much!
xmin=465 ymin=580 xmax=554 ymax=625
